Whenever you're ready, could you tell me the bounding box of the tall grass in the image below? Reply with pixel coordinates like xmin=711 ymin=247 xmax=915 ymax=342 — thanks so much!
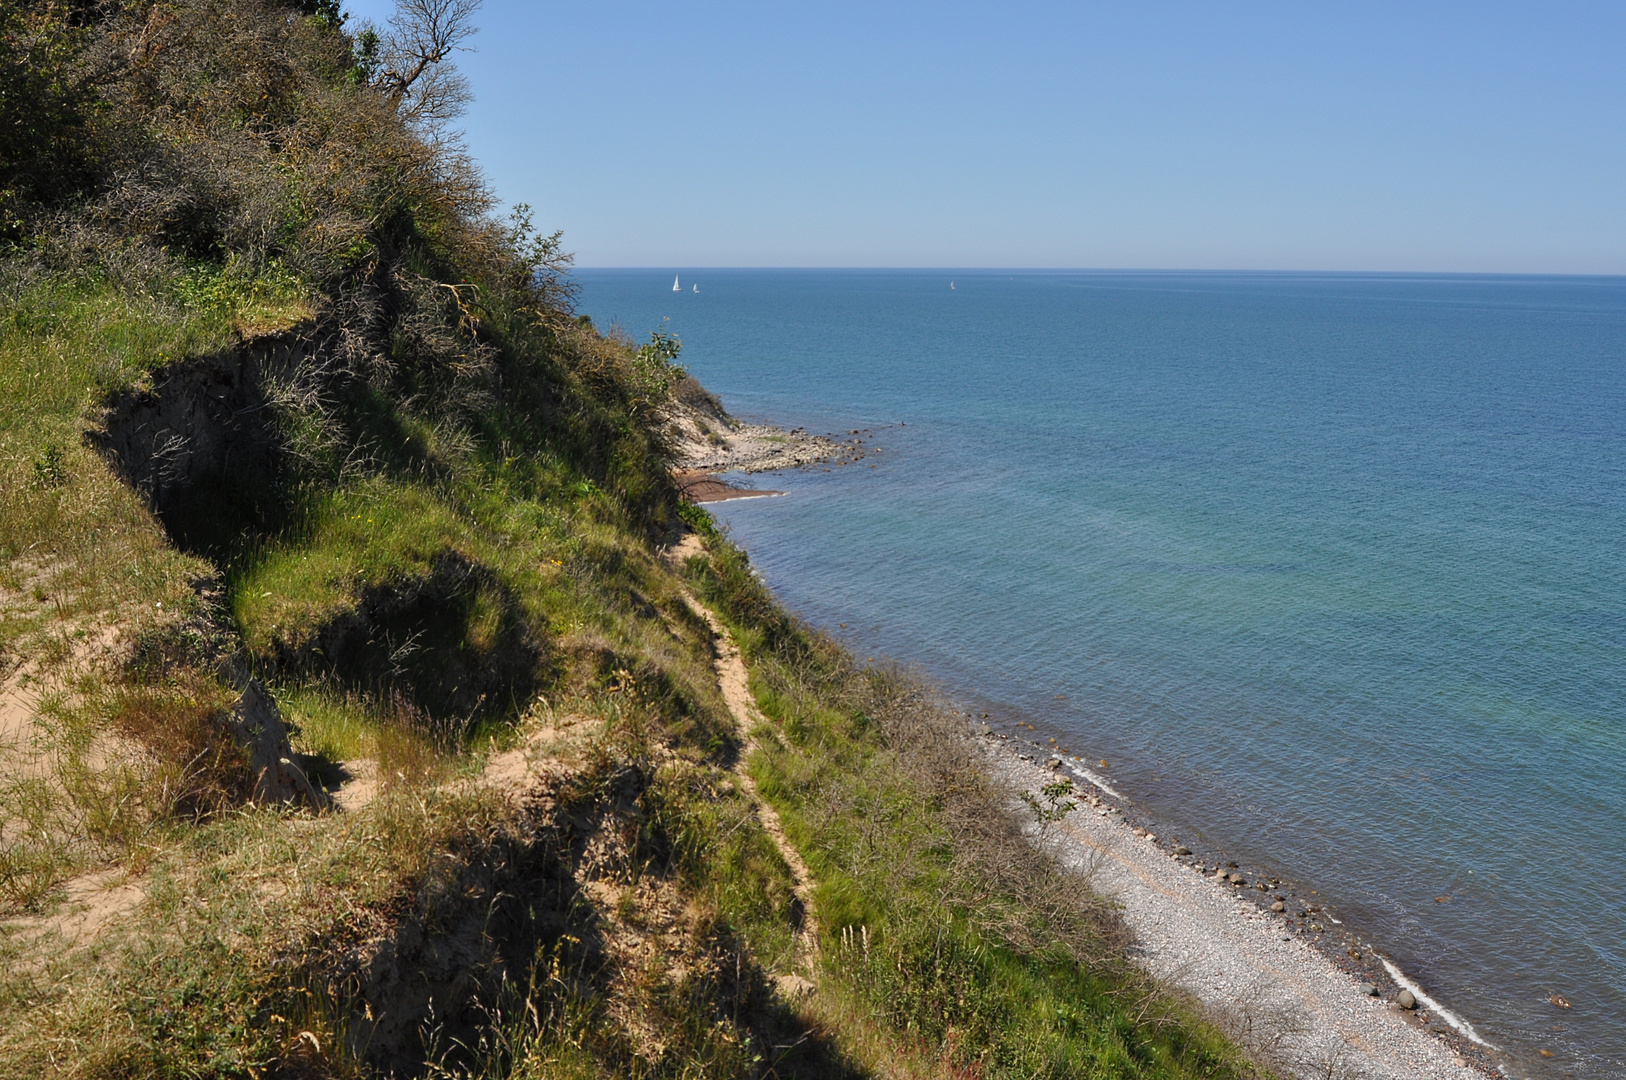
xmin=0 ymin=2 xmax=1274 ymax=1075
xmin=687 ymin=529 xmax=1258 ymax=1079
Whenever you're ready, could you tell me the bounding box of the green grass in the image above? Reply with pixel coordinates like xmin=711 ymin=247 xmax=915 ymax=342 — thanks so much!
xmin=0 ymin=2 xmax=1274 ymax=1070
xmin=0 ymin=265 xmax=1263 ymax=1075
xmin=0 ymin=276 xmax=311 ymax=640
xmin=687 ymin=530 xmax=1260 ymax=1080
xmin=231 ymin=480 xmax=490 ymax=653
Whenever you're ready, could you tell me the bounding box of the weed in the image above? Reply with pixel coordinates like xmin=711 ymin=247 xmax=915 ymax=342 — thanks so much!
xmin=689 ymin=537 xmax=1254 ymax=1079
xmin=108 ymin=673 xmax=250 ymax=819
xmin=1022 ymin=778 xmax=1079 ymax=828
xmin=29 ymin=444 xmax=68 ymax=489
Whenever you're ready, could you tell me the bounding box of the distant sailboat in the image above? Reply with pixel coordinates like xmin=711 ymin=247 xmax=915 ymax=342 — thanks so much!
xmin=692 ymin=283 xmax=698 ymax=293
xmin=672 ymin=274 xmax=681 ymax=291
xmin=950 ymin=280 xmax=956 ymax=290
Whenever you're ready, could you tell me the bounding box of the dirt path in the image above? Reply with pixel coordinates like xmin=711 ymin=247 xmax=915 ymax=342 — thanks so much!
xmin=667 ymin=534 xmax=819 ymax=966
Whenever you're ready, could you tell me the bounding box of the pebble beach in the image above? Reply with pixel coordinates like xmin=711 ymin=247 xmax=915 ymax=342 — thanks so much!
xmin=985 ymin=736 xmax=1500 ymax=1080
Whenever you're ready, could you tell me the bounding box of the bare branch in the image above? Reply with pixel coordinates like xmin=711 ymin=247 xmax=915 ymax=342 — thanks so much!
xmin=373 ymin=0 xmax=480 ymax=124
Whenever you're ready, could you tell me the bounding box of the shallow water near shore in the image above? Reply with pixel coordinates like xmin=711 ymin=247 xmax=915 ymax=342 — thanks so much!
xmin=578 ymin=268 xmax=1626 ymax=1077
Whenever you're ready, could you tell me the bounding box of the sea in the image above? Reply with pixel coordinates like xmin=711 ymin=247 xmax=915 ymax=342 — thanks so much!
xmin=575 ymin=269 xmax=1626 ymax=1078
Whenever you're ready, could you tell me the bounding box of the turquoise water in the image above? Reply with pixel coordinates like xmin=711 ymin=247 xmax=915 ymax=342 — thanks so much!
xmin=577 ymin=269 xmax=1626 ymax=1077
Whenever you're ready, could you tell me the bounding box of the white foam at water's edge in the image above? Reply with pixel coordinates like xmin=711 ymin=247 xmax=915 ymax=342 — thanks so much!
xmin=1067 ymin=761 xmax=1124 ymax=800
xmin=1380 ymin=957 xmax=1494 ymax=1048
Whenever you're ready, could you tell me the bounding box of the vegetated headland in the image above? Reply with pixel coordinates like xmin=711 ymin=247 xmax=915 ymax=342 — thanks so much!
xmin=0 ymin=2 xmax=1500 ymax=1078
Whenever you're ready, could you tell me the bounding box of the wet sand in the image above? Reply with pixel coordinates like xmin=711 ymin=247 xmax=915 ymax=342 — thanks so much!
xmin=674 ymin=469 xmax=785 ymax=503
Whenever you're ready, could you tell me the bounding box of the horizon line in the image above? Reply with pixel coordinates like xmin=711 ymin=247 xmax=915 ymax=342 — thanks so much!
xmin=573 ymin=266 xmax=1626 ymax=279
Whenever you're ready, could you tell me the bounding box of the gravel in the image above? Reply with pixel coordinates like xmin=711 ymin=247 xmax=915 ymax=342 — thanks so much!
xmin=984 ymin=743 xmax=1496 ymax=1080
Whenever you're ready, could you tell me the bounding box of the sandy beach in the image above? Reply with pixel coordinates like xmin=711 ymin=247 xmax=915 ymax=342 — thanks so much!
xmin=983 ymin=732 xmax=1503 ymax=1080
xmin=673 ymin=469 xmax=786 ymax=503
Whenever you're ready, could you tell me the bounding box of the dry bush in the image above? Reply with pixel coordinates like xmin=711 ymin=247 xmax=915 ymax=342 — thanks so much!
xmin=877 ymin=674 xmax=1132 ymax=965
xmin=109 ymin=673 xmax=251 ymax=819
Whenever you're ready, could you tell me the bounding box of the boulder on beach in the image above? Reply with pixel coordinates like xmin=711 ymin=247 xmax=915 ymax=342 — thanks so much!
xmin=1358 ymin=983 xmax=1377 ymax=996
xmin=1396 ymin=990 xmax=1417 ymax=1010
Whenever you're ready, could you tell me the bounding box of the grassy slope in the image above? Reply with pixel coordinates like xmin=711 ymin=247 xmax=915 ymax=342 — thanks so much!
xmin=0 ymin=2 xmax=1266 ymax=1076
xmin=686 ymin=524 xmax=1255 ymax=1080
xmin=0 ymin=268 xmax=825 ymax=1077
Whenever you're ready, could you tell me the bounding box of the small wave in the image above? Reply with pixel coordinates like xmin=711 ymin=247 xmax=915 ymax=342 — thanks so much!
xmin=1067 ymin=761 xmax=1125 ymax=800
xmin=1379 ymin=958 xmax=1494 ymax=1048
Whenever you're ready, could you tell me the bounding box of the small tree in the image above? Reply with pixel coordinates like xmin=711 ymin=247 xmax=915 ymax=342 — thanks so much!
xmin=370 ymin=0 xmax=481 ymax=127
xmin=505 ymin=202 xmax=577 ymax=318
xmin=1022 ymin=778 xmax=1078 ymax=829
xmin=629 ymin=325 xmax=686 ymax=414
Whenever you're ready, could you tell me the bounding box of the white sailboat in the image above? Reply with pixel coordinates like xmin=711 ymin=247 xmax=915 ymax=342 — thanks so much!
xmin=950 ymin=280 xmax=956 ymax=290
xmin=692 ymin=283 xmax=698 ymax=293
xmin=672 ymin=274 xmax=681 ymax=291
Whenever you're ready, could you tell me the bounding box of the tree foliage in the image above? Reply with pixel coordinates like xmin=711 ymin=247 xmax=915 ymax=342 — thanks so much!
xmin=0 ymin=1 xmax=102 ymax=239
xmin=1 ymin=0 xmax=683 ymax=525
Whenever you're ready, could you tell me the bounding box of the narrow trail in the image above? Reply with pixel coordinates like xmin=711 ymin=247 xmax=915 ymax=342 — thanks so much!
xmin=667 ymin=534 xmax=819 ymax=966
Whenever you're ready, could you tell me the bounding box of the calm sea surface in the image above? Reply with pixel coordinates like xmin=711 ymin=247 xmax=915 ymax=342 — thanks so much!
xmin=576 ymin=269 xmax=1626 ymax=1077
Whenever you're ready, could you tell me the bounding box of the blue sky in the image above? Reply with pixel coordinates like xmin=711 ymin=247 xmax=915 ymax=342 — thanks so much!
xmin=342 ymin=1 xmax=1626 ymax=272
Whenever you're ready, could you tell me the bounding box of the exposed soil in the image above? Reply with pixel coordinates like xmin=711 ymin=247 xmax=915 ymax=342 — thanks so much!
xmin=301 ymin=548 xmax=831 ymax=1075
xmin=666 ymin=533 xmax=818 ymax=958
xmin=90 ymin=324 xmax=316 ymax=558
xmin=2 ymin=868 xmax=146 ymax=958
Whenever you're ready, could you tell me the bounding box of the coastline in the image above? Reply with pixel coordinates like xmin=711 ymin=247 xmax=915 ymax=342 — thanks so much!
xmin=978 ymin=720 xmax=1503 ymax=1079
xmin=664 ymin=378 xmax=876 ymax=496
xmin=673 ymin=469 xmax=786 ymax=503
xmin=681 ymin=388 xmax=1513 ymax=1077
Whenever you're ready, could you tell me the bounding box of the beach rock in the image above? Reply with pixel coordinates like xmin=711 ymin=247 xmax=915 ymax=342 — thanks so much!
xmin=1045 ymin=757 xmax=1062 ymax=770
xmin=1396 ymin=990 xmax=1417 ymax=1010
xmin=1174 ymin=845 xmax=1192 ymax=856
xmin=1271 ymin=901 xmax=1286 ymax=913
xmin=1229 ymin=873 xmax=1245 ymax=885
xmin=1358 ymin=983 xmax=1377 ymax=996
